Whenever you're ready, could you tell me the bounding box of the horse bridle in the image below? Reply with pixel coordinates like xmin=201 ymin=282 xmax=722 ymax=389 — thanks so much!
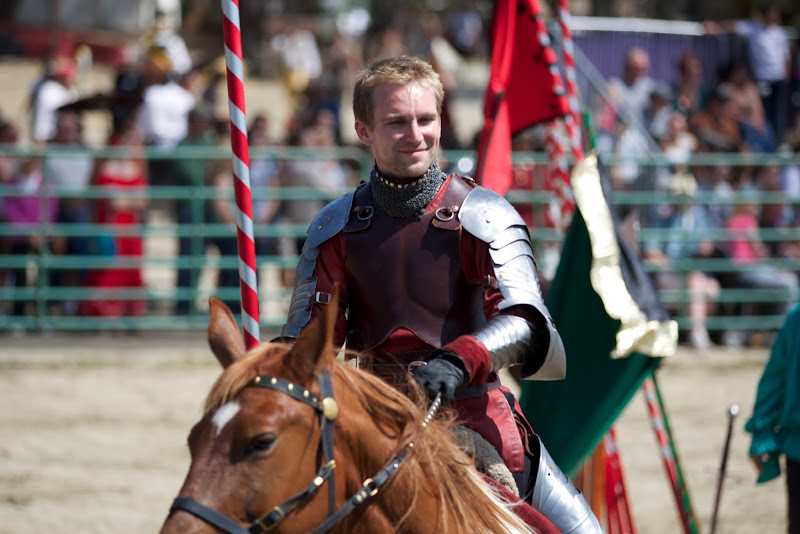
xmin=169 ymin=370 xmax=442 ymax=534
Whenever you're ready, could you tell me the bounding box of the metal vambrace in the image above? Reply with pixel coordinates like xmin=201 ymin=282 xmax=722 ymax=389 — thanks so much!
xmin=472 ymin=314 xmax=566 ymax=380
xmin=532 ymin=435 xmax=603 ymax=534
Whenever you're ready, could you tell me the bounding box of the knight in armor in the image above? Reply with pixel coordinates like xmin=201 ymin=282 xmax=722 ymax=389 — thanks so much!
xmin=281 ymin=55 xmax=602 ymax=533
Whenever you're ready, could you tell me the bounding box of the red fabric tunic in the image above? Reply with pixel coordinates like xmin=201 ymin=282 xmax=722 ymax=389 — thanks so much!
xmin=308 ymin=175 xmax=536 ymax=474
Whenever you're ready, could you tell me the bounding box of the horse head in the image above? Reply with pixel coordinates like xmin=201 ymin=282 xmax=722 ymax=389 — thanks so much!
xmin=161 ymin=292 xmax=346 ymax=533
xmin=161 ymin=292 xmax=536 ymax=533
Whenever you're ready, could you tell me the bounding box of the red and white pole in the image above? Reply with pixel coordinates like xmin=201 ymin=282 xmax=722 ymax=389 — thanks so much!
xmin=643 ymin=378 xmax=695 ymax=533
xmin=529 ymin=5 xmax=575 ymax=230
xmin=556 ymin=0 xmax=584 ymax=162
xmin=221 ymin=0 xmax=260 ymax=348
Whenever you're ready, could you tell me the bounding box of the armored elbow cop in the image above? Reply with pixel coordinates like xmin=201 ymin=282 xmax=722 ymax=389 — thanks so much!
xmin=460 ymin=187 xmax=566 ymax=380
xmin=472 ymin=314 xmax=565 ymax=380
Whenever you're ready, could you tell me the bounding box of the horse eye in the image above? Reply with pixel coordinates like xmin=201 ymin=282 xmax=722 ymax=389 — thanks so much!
xmin=244 ymin=433 xmax=276 ymax=457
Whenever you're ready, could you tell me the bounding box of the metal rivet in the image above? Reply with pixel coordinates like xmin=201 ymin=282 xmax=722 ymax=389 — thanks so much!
xmin=322 ymin=397 xmax=339 ymax=420
xmin=270 ymin=378 xmax=278 ymax=385
xmin=287 ymin=384 xmax=294 ymax=391
xmin=254 ymin=376 xmax=261 ymax=383
xmin=303 ymin=390 xmax=309 ymax=398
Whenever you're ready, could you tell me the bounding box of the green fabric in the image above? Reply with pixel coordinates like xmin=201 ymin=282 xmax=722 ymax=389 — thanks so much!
xmin=745 ymin=302 xmax=800 ymax=482
xmin=520 ymin=208 xmax=660 ymax=478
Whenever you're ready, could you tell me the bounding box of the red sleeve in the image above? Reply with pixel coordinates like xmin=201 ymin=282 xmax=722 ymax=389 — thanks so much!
xmin=309 ymin=232 xmax=349 ymax=347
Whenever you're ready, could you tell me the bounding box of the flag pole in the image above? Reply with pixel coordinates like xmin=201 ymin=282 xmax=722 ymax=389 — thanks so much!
xmin=534 ymin=2 xmax=575 ymax=227
xmin=643 ymin=376 xmax=701 ymax=534
xmin=555 ymin=0 xmax=584 ymax=163
xmin=220 ymin=0 xmax=260 ymax=348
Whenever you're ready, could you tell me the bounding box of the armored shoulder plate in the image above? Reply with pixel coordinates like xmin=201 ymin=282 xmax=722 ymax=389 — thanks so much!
xmin=281 ymin=191 xmax=355 ymax=338
xmin=459 ymin=187 xmax=542 ymax=311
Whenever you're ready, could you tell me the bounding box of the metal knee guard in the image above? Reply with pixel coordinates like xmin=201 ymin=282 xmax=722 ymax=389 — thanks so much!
xmin=531 ymin=436 xmax=604 ymax=534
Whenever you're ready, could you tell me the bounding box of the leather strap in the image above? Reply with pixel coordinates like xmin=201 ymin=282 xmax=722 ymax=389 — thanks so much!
xmin=454 ymin=379 xmax=503 ymax=400
xmin=170 ymin=498 xmax=251 ymax=534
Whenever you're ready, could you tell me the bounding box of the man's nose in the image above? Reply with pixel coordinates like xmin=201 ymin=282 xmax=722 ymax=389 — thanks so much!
xmin=406 ymin=121 xmax=423 ymax=141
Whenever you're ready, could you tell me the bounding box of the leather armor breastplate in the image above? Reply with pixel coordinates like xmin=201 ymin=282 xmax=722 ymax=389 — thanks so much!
xmin=343 ymin=176 xmax=485 ymax=352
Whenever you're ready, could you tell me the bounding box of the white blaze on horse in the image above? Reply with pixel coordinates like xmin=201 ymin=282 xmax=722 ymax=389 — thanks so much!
xmin=160 ymin=293 xmax=551 ymax=533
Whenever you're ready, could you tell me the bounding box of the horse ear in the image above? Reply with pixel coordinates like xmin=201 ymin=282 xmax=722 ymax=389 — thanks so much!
xmin=289 ymin=284 xmax=340 ymax=375
xmin=207 ymin=297 xmax=247 ymax=368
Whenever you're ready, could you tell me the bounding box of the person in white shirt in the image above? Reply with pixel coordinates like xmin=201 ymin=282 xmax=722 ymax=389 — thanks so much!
xmin=136 ymin=46 xmax=195 ymax=187
xmin=136 ymin=46 xmax=195 ymax=150
xmin=30 ymin=57 xmax=79 ymax=144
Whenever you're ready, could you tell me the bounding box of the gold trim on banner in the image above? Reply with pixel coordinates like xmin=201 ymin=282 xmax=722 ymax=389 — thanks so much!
xmin=570 ymin=153 xmax=678 ymax=358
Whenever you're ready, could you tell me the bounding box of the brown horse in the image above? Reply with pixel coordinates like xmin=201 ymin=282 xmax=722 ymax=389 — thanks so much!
xmin=160 ymin=294 xmax=544 ymax=533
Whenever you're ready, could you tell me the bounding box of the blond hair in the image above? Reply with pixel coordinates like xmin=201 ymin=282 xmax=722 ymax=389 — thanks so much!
xmin=353 ymin=55 xmax=444 ymax=128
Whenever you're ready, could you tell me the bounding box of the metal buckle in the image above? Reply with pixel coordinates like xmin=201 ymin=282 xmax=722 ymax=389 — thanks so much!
xmin=407 ymin=361 xmax=427 ymax=375
xmin=435 ymin=206 xmax=457 ymax=222
xmin=356 ymin=206 xmax=374 ymax=220
xmin=256 ymin=506 xmax=285 ymax=532
xmin=362 ymin=477 xmax=379 ymax=497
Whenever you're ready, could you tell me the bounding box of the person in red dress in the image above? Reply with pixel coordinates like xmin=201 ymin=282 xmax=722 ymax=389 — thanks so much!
xmin=79 ymin=116 xmax=148 ymax=318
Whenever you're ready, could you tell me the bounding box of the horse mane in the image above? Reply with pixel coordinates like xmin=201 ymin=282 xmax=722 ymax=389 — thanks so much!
xmin=203 ymin=343 xmax=533 ymax=534
xmin=334 ymin=364 xmax=532 ymax=533
xmin=203 ymin=342 xmax=289 ymax=414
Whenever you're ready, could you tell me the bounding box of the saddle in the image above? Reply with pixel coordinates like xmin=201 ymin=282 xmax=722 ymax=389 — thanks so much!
xmin=452 ymin=425 xmax=518 ymax=496
xmin=452 ymin=426 xmax=561 ymax=534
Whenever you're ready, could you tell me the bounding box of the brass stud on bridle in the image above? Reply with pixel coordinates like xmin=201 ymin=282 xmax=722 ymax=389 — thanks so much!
xmin=322 ymin=397 xmax=339 ymax=421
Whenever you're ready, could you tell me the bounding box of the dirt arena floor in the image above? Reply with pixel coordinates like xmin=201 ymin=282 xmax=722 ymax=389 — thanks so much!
xmin=0 ymin=331 xmax=787 ymax=534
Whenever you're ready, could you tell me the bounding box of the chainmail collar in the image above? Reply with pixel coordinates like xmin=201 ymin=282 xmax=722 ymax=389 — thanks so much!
xmin=369 ymin=160 xmax=447 ymax=218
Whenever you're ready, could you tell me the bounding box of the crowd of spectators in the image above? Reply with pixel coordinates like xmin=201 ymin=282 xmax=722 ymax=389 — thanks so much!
xmin=0 ymin=8 xmax=476 ymax=329
xmin=0 ymin=6 xmax=799 ymax=346
xmin=599 ymin=4 xmax=800 ymax=348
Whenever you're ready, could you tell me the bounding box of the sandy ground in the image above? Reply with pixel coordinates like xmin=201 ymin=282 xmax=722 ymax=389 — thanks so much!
xmin=0 ymin=333 xmax=787 ymax=534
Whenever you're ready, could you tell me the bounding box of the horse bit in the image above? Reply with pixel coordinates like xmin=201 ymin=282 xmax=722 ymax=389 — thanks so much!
xmin=169 ymin=370 xmax=442 ymax=534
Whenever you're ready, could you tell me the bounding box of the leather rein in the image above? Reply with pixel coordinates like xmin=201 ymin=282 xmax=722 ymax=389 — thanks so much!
xmin=169 ymin=370 xmax=441 ymax=534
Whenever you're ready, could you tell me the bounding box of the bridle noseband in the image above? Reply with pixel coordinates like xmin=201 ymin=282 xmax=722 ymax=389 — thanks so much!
xmin=169 ymin=370 xmax=440 ymax=534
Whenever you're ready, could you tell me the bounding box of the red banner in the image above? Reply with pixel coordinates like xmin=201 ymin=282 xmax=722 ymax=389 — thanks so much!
xmin=475 ymin=0 xmax=569 ymax=195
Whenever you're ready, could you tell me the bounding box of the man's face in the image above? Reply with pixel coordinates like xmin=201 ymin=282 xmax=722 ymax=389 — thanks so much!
xmin=354 ymin=82 xmax=441 ymax=180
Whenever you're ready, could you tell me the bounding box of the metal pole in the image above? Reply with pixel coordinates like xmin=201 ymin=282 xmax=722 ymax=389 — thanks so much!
xmin=710 ymin=405 xmax=739 ymax=534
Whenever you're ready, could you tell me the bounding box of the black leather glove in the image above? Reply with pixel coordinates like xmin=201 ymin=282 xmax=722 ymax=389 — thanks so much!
xmin=412 ymin=349 xmax=469 ymax=403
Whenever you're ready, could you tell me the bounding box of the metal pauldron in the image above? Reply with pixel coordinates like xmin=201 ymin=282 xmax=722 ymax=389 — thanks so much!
xmin=459 ymin=186 xmax=545 ymax=311
xmin=459 ymin=187 xmax=565 ymax=380
xmin=281 ymin=191 xmax=355 ymax=338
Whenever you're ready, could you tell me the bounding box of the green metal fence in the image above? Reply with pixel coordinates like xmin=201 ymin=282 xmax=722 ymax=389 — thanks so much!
xmin=1 ymin=144 xmax=799 ymax=343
